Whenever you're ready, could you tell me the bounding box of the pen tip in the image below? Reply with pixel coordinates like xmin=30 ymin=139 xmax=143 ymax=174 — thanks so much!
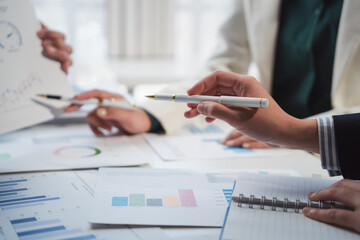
xmin=37 ymin=94 xmax=46 ymax=98
xmin=145 ymin=95 xmax=155 ymax=100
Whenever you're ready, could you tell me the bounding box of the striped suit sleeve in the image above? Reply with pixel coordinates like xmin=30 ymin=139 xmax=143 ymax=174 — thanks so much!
xmin=317 ymin=117 xmax=341 ymax=176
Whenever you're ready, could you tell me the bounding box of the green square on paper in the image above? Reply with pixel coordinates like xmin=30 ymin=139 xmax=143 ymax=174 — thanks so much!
xmin=129 ymin=194 xmax=145 ymax=206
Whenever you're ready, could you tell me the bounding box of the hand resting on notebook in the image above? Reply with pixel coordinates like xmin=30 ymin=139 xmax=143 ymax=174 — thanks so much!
xmin=303 ymin=179 xmax=360 ymax=233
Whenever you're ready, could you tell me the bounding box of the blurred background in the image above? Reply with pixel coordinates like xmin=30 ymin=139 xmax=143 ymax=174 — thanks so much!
xmin=30 ymin=0 xmax=233 ymax=92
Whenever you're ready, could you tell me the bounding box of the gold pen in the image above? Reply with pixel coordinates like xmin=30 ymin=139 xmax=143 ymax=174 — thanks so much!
xmin=37 ymin=94 xmax=135 ymax=110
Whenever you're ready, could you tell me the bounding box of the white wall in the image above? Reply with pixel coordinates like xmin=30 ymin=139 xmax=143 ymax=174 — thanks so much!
xmin=30 ymin=0 xmax=233 ymax=91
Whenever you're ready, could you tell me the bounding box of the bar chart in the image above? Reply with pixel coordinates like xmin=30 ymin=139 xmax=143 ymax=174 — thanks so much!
xmin=90 ymin=168 xmax=233 ymax=226
xmin=2 ymin=209 xmax=151 ymax=240
xmin=0 ymin=170 xmax=148 ymax=240
xmin=222 ymin=189 xmax=233 ymax=203
xmin=94 ymin=186 xmax=229 ymax=226
xmin=112 ymin=189 xmax=197 ymax=207
xmin=0 ymin=178 xmax=61 ymax=211
xmin=10 ymin=216 xmax=97 ymax=240
xmin=0 ymin=171 xmax=99 ymax=221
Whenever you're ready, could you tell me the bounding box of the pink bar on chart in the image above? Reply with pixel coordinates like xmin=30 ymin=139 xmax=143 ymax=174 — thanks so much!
xmin=178 ymin=189 xmax=197 ymax=207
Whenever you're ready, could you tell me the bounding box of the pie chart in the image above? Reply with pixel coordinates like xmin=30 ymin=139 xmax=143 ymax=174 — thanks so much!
xmin=54 ymin=145 xmax=101 ymax=158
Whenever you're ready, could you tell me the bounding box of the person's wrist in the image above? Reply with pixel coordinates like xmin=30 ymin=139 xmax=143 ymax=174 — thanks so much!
xmin=283 ymin=118 xmax=319 ymax=153
xmin=138 ymin=109 xmax=152 ymax=133
xmin=142 ymin=109 xmax=165 ymax=134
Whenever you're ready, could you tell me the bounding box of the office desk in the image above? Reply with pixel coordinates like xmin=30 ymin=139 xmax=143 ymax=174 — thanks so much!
xmin=130 ymin=133 xmax=332 ymax=240
xmin=0 ymin=120 xmax=334 ymax=240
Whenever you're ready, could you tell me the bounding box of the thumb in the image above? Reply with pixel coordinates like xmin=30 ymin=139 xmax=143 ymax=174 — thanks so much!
xmin=197 ymin=102 xmax=237 ymax=124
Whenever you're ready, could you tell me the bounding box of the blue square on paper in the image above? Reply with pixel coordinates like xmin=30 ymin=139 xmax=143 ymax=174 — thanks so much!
xmin=112 ymin=197 xmax=128 ymax=206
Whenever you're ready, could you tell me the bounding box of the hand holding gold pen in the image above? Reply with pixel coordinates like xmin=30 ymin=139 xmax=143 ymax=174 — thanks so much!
xmin=42 ymin=90 xmax=152 ymax=136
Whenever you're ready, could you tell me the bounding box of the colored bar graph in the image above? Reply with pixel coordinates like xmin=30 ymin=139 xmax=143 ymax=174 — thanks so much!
xmin=0 ymin=195 xmax=46 ymax=204
xmin=0 ymin=188 xmax=27 ymax=194
xmin=111 ymin=190 xmax=199 ymax=208
xmin=12 ymin=219 xmax=61 ymax=230
xmin=0 ymin=183 xmax=18 ymax=187
xmin=112 ymin=197 xmax=128 ymax=206
xmin=17 ymin=225 xmax=65 ymax=237
xmin=129 ymin=194 xmax=145 ymax=206
xmin=63 ymin=234 xmax=97 ymax=240
xmin=178 ymin=189 xmax=197 ymax=207
xmin=19 ymin=228 xmax=83 ymax=240
xmin=2 ymin=202 xmax=44 ymax=210
xmin=0 ymin=192 xmax=18 ymax=197
xmin=0 ymin=194 xmax=26 ymax=201
xmin=0 ymin=179 xmax=27 ymax=184
xmin=146 ymin=198 xmax=163 ymax=206
xmin=10 ymin=217 xmax=90 ymax=240
xmin=163 ymin=195 xmax=180 ymax=207
xmin=222 ymin=189 xmax=233 ymax=203
xmin=0 ymin=197 xmax=60 ymax=207
xmin=11 ymin=217 xmax=37 ymax=225
xmin=0 ymin=187 xmax=16 ymax=191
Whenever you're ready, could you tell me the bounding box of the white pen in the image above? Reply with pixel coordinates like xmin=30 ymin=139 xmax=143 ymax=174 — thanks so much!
xmin=146 ymin=94 xmax=269 ymax=108
xmin=36 ymin=94 xmax=135 ymax=110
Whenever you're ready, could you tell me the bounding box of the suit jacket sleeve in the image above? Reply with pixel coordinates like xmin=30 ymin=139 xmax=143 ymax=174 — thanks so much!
xmin=206 ymin=0 xmax=251 ymax=74
xmin=333 ymin=113 xmax=360 ymax=179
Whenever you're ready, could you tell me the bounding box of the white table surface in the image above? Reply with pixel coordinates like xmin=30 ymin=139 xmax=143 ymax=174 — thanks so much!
xmin=0 ymin=110 xmax=337 ymax=240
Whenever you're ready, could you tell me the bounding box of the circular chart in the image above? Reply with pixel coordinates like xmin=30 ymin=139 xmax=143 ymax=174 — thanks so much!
xmin=0 ymin=20 xmax=22 ymax=53
xmin=54 ymin=146 xmax=101 ymax=158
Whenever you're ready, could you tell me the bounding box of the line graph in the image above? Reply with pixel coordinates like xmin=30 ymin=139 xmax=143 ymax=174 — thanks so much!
xmin=0 ymin=73 xmax=42 ymax=112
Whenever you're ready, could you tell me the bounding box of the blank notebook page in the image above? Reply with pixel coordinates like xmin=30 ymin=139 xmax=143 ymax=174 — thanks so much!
xmin=221 ymin=173 xmax=359 ymax=240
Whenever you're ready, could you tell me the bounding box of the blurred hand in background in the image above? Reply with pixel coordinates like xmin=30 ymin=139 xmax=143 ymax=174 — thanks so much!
xmin=37 ymin=23 xmax=72 ymax=74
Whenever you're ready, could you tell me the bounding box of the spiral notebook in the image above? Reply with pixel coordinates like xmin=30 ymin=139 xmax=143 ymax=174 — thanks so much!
xmin=220 ymin=173 xmax=359 ymax=240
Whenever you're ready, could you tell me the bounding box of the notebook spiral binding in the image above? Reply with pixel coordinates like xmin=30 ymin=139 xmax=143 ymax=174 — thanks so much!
xmin=235 ymin=193 xmax=341 ymax=213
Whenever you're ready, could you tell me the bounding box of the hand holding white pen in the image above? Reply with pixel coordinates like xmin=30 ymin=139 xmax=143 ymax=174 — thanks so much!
xmin=183 ymin=71 xmax=319 ymax=153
